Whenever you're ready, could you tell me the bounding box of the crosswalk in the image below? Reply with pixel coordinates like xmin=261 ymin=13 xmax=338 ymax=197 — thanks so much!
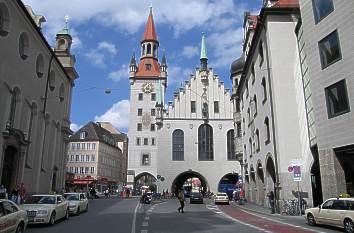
xmin=206 ymin=203 xmax=224 ymax=214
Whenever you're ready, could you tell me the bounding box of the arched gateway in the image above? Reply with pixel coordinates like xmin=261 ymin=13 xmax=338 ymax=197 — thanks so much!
xmin=171 ymin=171 xmax=208 ymax=196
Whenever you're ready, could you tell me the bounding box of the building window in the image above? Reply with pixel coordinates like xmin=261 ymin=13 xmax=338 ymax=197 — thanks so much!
xmin=198 ymin=124 xmax=214 ymax=161
xmin=150 ymin=124 xmax=155 ymax=131
xmin=76 ymin=155 xmax=79 ymax=162
xmin=0 ymin=3 xmax=10 ymax=37
xmin=76 ymin=143 xmax=81 ymax=150
xmin=138 ymin=93 xmax=143 ymax=101
xmin=325 ymin=79 xmax=350 ymax=118
xmin=85 ymin=167 xmax=89 ymax=174
xmin=136 ymin=137 xmax=141 ymax=145
xmin=251 ymin=63 xmax=255 ymax=84
xmin=86 ymin=155 xmax=90 ymax=162
xmin=91 ymin=155 xmax=95 ymax=161
xmin=227 ymin=130 xmax=236 ymax=160
xmin=70 ymin=167 xmax=74 ymax=173
xmin=19 ymin=32 xmax=29 ymax=60
xmin=80 ymin=131 xmax=87 ymax=140
xmin=151 ymin=93 xmax=156 ymax=101
xmin=74 ymin=167 xmax=78 ymax=173
xmin=214 ymin=101 xmax=219 ymax=113
xmin=253 ymin=95 xmax=257 ymax=117
xmin=236 ymin=99 xmax=240 ymax=112
xmin=138 ymin=108 xmax=142 ymax=116
xmin=80 ymin=167 xmax=84 ymax=174
xmin=151 ymin=137 xmax=156 ymax=146
xmin=318 ymin=30 xmax=341 ymax=69
xmin=236 ymin=122 xmax=242 ymax=137
xmin=265 ymin=117 xmax=270 ymax=144
xmin=142 ymin=154 xmax=150 ymax=166
xmin=312 ymin=0 xmax=334 ymax=23
xmin=71 ymin=143 xmax=75 ymax=150
xmin=81 ymin=155 xmax=85 ymax=162
xmin=36 ymin=54 xmax=44 ymax=78
xmin=90 ymin=167 xmax=95 ymax=174
xmin=249 ymin=138 xmax=252 ymax=157
xmin=151 ymin=109 xmax=155 ymax=116
xmin=262 ymin=77 xmax=267 ymax=103
xmin=81 ymin=143 xmax=86 ymax=150
xmin=243 ymin=145 xmax=247 ymax=158
xmin=256 ymin=129 xmax=260 ymax=152
xmin=242 ymin=118 xmax=245 ymax=136
xmin=70 ymin=155 xmax=74 ymax=161
xmin=87 ymin=143 xmax=91 ymax=150
xmin=259 ymin=41 xmax=264 ymax=66
xmin=191 ymin=101 xmax=196 ymax=113
xmin=147 ymin=44 xmax=151 ymax=55
xmin=247 ymin=108 xmax=250 ymax=125
xmin=172 ymin=129 xmax=184 ymax=161
xmin=146 ymin=64 xmax=151 ymax=71
xmin=246 ymin=81 xmax=249 ymax=98
xmin=92 ymin=143 xmax=96 ymax=150
xmin=144 ymin=138 xmax=148 ymax=145
xmin=137 ymin=123 xmax=142 ymax=131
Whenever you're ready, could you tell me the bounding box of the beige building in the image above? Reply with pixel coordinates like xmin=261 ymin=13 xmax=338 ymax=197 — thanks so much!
xmin=66 ymin=122 xmax=126 ymax=189
xmin=0 ymin=0 xmax=78 ymax=193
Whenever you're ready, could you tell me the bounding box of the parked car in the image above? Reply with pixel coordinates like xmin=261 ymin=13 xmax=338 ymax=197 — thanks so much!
xmin=63 ymin=193 xmax=88 ymax=215
xmin=214 ymin=192 xmax=229 ymax=205
xmin=0 ymin=199 xmax=28 ymax=233
xmin=190 ymin=192 xmax=203 ymax=204
xmin=305 ymin=197 xmax=354 ymax=233
xmin=21 ymin=194 xmax=69 ymax=225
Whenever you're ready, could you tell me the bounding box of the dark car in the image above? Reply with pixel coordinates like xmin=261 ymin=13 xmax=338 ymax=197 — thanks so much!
xmin=190 ymin=192 xmax=203 ymax=204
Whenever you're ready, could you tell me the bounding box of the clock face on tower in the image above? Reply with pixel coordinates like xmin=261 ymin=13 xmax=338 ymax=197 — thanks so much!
xmin=142 ymin=82 xmax=153 ymax=94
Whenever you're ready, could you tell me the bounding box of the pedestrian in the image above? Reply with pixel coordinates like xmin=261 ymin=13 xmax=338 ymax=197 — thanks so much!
xmin=19 ymin=183 xmax=26 ymax=204
xmin=90 ymin=187 xmax=96 ymax=200
xmin=177 ymin=190 xmax=185 ymax=213
xmin=268 ymin=191 xmax=275 ymax=214
xmin=11 ymin=187 xmax=20 ymax=204
xmin=0 ymin=185 xmax=7 ymax=199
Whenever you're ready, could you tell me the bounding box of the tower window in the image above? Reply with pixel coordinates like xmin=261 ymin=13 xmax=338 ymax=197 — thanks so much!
xmin=0 ymin=3 xmax=10 ymax=37
xmin=150 ymin=124 xmax=155 ymax=131
xmin=198 ymin=124 xmax=214 ymax=161
xmin=214 ymin=101 xmax=219 ymax=113
xmin=142 ymin=154 xmax=150 ymax=166
xmin=19 ymin=32 xmax=29 ymax=60
xmin=191 ymin=101 xmax=196 ymax=113
xmin=144 ymin=138 xmax=148 ymax=145
xmin=137 ymin=123 xmax=142 ymax=131
xmin=151 ymin=93 xmax=156 ymax=101
xmin=318 ymin=30 xmax=341 ymax=69
xmin=147 ymin=44 xmax=151 ymax=55
xmin=146 ymin=64 xmax=152 ymax=71
xmin=151 ymin=109 xmax=156 ymax=116
xmin=138 ymin=93 xmax=143 ymax=101
xmin=227 ymin=130 xmax=236 ymax=160
xmin=136 ymin=137 xmax=141 ymax=145
xmin=138 ymin=108 xmax=142 ymax=116
xmin=172 ymin=130 xmax=184 ymax=161
xmin=36 ymin=54 xmax=44 ymax=78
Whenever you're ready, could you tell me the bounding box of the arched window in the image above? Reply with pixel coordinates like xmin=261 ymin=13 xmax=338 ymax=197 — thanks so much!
xmin=8 ymin=87 xmax=21 ymax=129
xmin=172 ymin=129 xmax=184 ymax=161
xmin=265 ymin=117 xmax=270 ymax=143
xmin=36 ymin=54 xmax=44 ymax=78
xmin=147 ymin=43 xmax=151 ymax=55
xmin=49 ymin=70 xmax=55 ymax=91
xmin=253 ymin=95 xmax=257 ymax=116
xmin=0 ymin=3 xmax=10 ymax=37
xmin=59 ymin=83 xmax=65 ymax=102
xmin=142 ymin=44 xmax=146 ymax=56
xmin=19 ymin=32 xmax=29 ymax=60
xmin=153 ymin=44 xmax=157 ymax=57
xmin=227 ymin=130 xmax=236 ymax=160
xmin=262 ymin=77 xmax=267 ymax=102
xmin=256 ymin=129 xmax=260 ymax=152
xmin=249 ymin=138 xmax=252 ymax=157
xmin=198 ymin=124 xmax=213 ymax=160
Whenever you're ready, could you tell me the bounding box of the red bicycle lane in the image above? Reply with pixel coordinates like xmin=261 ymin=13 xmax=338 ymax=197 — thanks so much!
xmin=219 ymin=205 xmax=317 ymax=233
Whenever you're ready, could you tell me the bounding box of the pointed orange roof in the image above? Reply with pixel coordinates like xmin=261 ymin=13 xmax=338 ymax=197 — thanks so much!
xmin=142 ymin=8 xmax=158 ymax=42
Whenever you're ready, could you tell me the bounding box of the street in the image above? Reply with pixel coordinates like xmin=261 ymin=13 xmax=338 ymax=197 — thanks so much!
xmin=26 ymin=197 xmax=345 ymax=233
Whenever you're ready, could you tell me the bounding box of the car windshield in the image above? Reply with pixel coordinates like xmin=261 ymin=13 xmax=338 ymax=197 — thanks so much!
xmin=192 ymin=193 xmax=202 ymax=197
xmin=217 ymin=193 xmax=227 ymax=196
xmin=25 ymin=196 xmax=56 ymax=204
xmin=63 ymin=194 xmax=79 ymax=201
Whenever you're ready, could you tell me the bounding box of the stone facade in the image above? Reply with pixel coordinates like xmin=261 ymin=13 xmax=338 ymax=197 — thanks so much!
xmin=0 ymin=0 xmax=77 ymax=193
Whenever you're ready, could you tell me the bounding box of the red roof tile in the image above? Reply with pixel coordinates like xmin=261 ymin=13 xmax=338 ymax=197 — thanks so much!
xmin=136 ymin=58 xmax=160 ymax=77
xmin=142 ymin=9 xmax=158 ymax=42
xmin=272 ymin=0 xmax=299 ymax=8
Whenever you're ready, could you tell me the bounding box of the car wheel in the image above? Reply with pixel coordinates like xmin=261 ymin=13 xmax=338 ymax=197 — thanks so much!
xmin=15 ymin=223 xmax=24 ymax=233
xmin=76 ymin=207 xmax=80 ymax=215
xmin=307 ymin=213 xmax=316 ymax=226
xmin=344 ymin=219 xmax=354 ymax=233
xmin=65 ymin=209 xmax=70 ymax=219
xmin=49 ymin=212 xmax=56 ymax=226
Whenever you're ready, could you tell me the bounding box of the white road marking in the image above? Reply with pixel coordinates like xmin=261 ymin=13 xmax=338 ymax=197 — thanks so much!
xmin=144 ymin=216 xmax=150 ymax=221
xmin=131 ymin=201 xmax=140 ymax=233
xmin=141 ymin=230 xmax=148 ymax=233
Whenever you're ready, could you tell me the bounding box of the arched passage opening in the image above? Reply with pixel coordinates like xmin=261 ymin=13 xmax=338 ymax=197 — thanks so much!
xmin=171 ymin=171 xmax=208 ymax=197
xmin=1 ymin=146 xmax=19 ymax=191
xmin=256 ymin=161 xmax=265 ymax=205
xmin=134 ymin=172 xmax=156 ymax=195
xmin=218 ymin=173 xmax=239 ymax=198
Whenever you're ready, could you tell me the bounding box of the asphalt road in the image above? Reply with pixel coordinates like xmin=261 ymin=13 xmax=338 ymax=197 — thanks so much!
xmin=25 ymin=197 xmax=344 ymax=233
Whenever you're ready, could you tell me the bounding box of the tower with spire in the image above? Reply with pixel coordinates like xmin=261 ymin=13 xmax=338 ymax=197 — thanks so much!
xmin=127 ymin=7 xmax=168 ymax=189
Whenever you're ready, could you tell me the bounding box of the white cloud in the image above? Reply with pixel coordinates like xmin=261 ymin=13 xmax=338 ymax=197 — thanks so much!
xmin=108 ymin=64 xmax=129 ymax=82
xmin=23 ymin=0 xmax=247 ymax=37
xmin=182 ymin=46 xmax=199 ymax=59
xmin=84 ymin=41 xmax=117 ymax=67
xmin=70 ymin=123 xmax=81 ymax=132
xmin=168 ymin=65 xmax=193 ymax=86
xmin=94 ymin=100 xmax=130 ymax=130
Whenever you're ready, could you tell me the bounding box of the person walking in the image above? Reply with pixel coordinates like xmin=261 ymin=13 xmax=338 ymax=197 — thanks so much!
xmin=0 ymin=185 xmax=7 ymax=199
xmin=268 ymin=191 xmax=275 ymax=214
xmin=177 ymin=190 xmax=185 ymax=213
xmin=19 ymin=183 xmax=26 ymax=204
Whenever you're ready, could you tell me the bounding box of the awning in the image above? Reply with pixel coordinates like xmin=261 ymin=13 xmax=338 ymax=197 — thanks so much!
xmin=74 ymin=179 xmax=94 ymax=185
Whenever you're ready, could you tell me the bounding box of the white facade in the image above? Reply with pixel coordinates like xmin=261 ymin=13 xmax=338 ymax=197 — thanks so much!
xmin=237 ymin=5 xmax=314 ymax=207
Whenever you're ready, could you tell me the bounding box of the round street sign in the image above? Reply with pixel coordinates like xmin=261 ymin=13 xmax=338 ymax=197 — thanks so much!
xmin=157 ymin=175 xmax=161 ymax=179
xmin=288 ymin=166 xmax=293 ymax=172
xmin=160 ymin=177 xmax=165 ymax=182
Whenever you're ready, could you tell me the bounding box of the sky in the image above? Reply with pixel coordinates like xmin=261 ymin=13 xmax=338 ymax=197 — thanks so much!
xmin=23 ymin=0 xmax=262 ymax=133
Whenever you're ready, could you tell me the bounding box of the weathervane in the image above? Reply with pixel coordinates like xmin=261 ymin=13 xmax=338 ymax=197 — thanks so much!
xmin=64 ymin=15 xmax=70 ymax=29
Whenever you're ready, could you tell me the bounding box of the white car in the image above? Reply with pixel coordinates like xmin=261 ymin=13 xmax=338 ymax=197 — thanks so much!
xmin=305 ymin=197 xmax=354 ymax=233
xmin=63 ymin=193 xmax=88 ymax=215
xmin=0 ymin=199 xmax=28 ymax=233
xmin=214 ymin=192 xmax=229 ymax=205
xmin=21 ymin=195 xmax=69 ymax=225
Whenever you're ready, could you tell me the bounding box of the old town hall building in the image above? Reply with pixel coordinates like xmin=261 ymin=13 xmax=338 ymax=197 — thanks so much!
xmin=127 ymin=9 xmax=240 ymax=193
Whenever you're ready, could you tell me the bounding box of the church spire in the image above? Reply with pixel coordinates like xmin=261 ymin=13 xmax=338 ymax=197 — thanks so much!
xmin=141 ymin=7 xmax=158 ymax=43
xmin=200 ymin=32 xmax=208 ymax=71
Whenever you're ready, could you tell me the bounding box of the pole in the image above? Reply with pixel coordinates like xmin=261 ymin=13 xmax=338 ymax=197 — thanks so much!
xmin=297 ymin=181 xmax=301 ymax=216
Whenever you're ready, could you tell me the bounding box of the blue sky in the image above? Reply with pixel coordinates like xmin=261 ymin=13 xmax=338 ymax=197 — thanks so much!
xmin=23 ymin=0 xmax=262 ymax=132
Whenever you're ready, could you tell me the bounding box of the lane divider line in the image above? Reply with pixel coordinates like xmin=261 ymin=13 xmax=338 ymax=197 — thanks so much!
xmin=131 ymin=201 xmax=140 ymax=233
